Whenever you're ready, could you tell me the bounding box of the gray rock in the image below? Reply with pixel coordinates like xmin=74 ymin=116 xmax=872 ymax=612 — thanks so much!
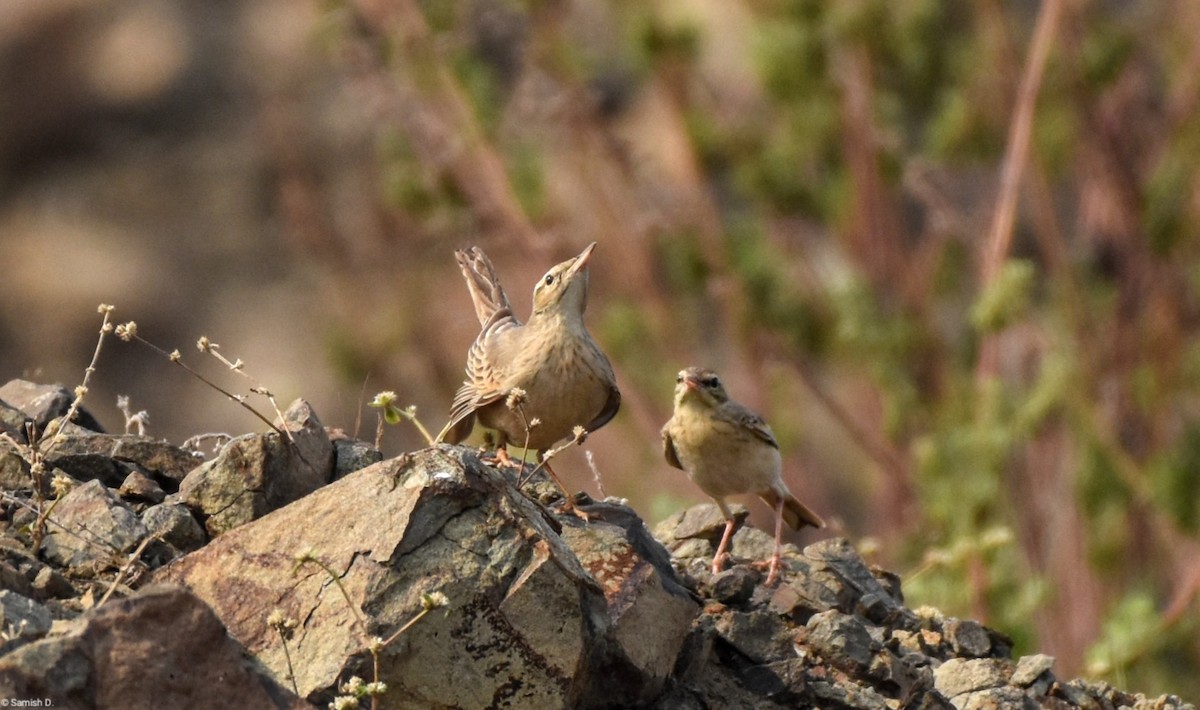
xmin=957 ymin=685 xmax=1040 ymax=709
xmin=0 ymin=444 xmax=34 ymax=493
xmin=933 ymin=657 xmax=1012 ymax=699
xmin=0 ymin=380 xmax=105 ymax=434
xmin=179 ymin=399 xmax=333 ymax=536
xmin=142 ymin=503 xmax=206 ymax=553
xmin=41 ymin=479 xmax=148 ymax=568
xmin=945 ymin=617 xmax=992 ymax=658
xmin=713 ymin=608 xmax=796 ymax=665
xmin=0 ymin=561 xmax=35 ymax=599
xmin=0 ymin=585 xmax=305 ymax=708
xmin=119 ymin=469 xmax=165 ymax=503
xmin=0 ymin=591 xmax=52 ymax=648
xmin=804 ymin=537 xmax=914 ymax=626
xmin=31 ymin=566 xmax=76 ymax=600
xmin=653 ymin=502 xmax=748 ymax=547
xmin=804 ymin=609 xmax=876 ymax=675
xmin=41 ymin=426 xmax=200 ymax=487
xmin=1011 ymin=653 xmax=1055 ymax=688
xmin=158 ymin=447 xmax=690 ymax=708
xmin=0 ymin=399 xmax=29 ymax=443
xmin=557 ymin=501 xmax=699 ymax=691
xmin=331 ymin=435 xmax=383 ymax=479
xmin=711 ymin=566 xmax=758 ymax=605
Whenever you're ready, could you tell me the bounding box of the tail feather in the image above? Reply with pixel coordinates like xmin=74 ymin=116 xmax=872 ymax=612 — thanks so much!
xmin=456 ymin=247 xmax=512 ymax=327
xmin=761 ymin=490 xmax=824 ymax=530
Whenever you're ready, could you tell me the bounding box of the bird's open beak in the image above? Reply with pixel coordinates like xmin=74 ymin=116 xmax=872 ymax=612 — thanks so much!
xmin=565 ymin=242 xmax=597 ymax=279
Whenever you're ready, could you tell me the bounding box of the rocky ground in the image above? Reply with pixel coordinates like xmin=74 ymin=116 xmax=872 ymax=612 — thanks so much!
xmin=0 ymin=378 xmax=1193 ymax=709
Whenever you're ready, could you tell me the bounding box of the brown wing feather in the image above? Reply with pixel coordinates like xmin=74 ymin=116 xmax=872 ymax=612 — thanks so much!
xmin=760 ymin=490 xmax=824 ymax=530
xmin=456 ymin=247 xmax=517 ymax=327
xmin=583 ymin=382 xmax=621 ymax=434
xmin=729 ymin=404 xmax=779 ymax=449
xmin=437 ymin=248 xmax=522 ymax=443
xmin=661 ymin=424 xmax=684 ymax=470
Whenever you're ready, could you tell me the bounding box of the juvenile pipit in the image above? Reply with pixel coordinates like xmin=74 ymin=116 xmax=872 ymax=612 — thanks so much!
xmin=662 ymin=367 xmax=823 ymax=585
xmin=437 ymin=242 xmax=620 ymax=513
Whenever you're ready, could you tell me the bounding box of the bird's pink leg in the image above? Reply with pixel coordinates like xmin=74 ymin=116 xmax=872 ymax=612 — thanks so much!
xmin=766 ymin=495 xmax=785 ymax=585
xmin=712 ymin=517 xmax=736 ymax=575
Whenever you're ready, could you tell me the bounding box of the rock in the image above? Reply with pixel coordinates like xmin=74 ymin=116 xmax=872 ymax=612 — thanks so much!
xmin=330 ymin=434 xmax=383 ymax=479
xmin=141 ymin=502 xmax=206 ymax=553
xmin=31 ymin=566 xmax=76 ymax=600
xmin=158 ymin=447 xmax=693 ymax=708
xmin=933 ymin=657 xmax=1012 ymax=699
xmin=803 ymin=537 xmax=913 ymax=626
xmin=0 ymin=591 xmax=52 ymax=651
xmin=0 ymin=399 xmax=29 ymax=442
xmin=653 ymin=503 xmax=748 ymax=549
xmin=556 ymin=501 xmax=698 ymax=691
xmin=711 ymin=566 xmax=758 ymax=605
xmin=40 ymin=426 xmax=200 ymax=488
xmin=178 ymin=399 xmax=333 ymax=536
xmin=945 ymin=618 xmax=992 ymax=658
xmin=0 ymin=585 xmax=306 ymax=708
xmin=0 ymin=443 xmax=34 ymax=493
xmin=0 ymin=380 xmax=104 ymax=434
xmin=1010 ymin=653 xmax=1055 ymax=688
xmin=41 ymin=479 xmax=148 ymax=568
xmin=805 ymin=609 xmax=876 ymax=676
xmin=0 ymin=561 xmax=36 ymax=599
xmin=118 ymin=469 xmax=165 ymax=503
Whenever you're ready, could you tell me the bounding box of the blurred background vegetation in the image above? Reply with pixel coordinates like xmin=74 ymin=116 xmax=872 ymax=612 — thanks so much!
xmin=2 ymin=0 xmax=1199 ymax=697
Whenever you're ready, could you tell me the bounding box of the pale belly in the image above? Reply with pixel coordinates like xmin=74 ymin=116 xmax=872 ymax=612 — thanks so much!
xmin=669 ymin=412 xmax=784 ymax=499
xmin=477 ymin=346 xmax=611 ymax=450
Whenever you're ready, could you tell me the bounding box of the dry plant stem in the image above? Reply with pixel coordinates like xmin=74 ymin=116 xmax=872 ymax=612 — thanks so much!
xmin=276 ymin=628 xmax=299 ymax=697
xmin=402 ymin=411 xmax=435 ymax=447
xmin=297 ymin=556 xmax=367 ymax=630
xmin=375 ymin=413 xmax=385 ymax=451
xmin=98 ymin=532 xmax=162 ymax=606
xmin=975 ymin=0 xmax=1064 ymax=382
xmin=3 ymin=491 xmax=124 ymax=558
xmin=203 ymin=342 xmax=290 ymax=439
xmin=585 ymin=450 xmax=606 ymax=499
xmin=38 ymin=305 xmax=114 ymax=451
xmin=129 ymin=335 xmax=283 ymax=435
xmin=381 ymin=607 xmax=433 ymax=648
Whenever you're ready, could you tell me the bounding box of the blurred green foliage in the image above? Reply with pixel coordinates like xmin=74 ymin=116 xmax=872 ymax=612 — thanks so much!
xmin=334 ymin=0 xmax=1200 ymax=698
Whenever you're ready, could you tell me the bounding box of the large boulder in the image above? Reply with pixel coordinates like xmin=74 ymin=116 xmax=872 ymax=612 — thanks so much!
xmin=0 ymin=585 xmax=306 ymax=709
xmin=157 ymin=446 xmax=699 ymax=708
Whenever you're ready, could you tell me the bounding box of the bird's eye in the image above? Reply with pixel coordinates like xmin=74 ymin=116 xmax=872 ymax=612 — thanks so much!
xmin=703 ymin=376 xmax=720 ymax=388
xmin=544 ymin=274 xmax=555 ymax=286
xmin=675 ymin=373 xmax=684 ymax=383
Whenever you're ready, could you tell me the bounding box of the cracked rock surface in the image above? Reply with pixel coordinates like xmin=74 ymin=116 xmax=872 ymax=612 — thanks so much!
xmin=0 ymin=382 xmax=1193 ymax=709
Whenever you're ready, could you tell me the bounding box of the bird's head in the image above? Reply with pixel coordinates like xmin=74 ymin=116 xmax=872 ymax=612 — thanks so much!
xmin=674 ymin=367 xmax=729 ymax=409
xmin=532 ymin=242 xmax=596 ymax=317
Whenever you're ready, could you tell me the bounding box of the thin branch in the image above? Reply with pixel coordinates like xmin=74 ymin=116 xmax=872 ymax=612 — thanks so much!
xmin=976 ymin=0 xmax=1064 ymax=382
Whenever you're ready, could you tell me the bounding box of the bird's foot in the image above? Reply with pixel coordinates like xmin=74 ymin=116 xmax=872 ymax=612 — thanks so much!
xmin=710 ymin=552 xmax=732 ymax=576
xmin=552 ymin=494 xmax=591 ymax=521
xmin=756 ymin=554 xmax=784 ymax=586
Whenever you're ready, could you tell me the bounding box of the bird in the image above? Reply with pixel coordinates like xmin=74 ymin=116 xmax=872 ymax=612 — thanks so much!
xmin=661 ymin=366 xmax=823 ymax=584
xmin=436 ymin=242 xmax=620 ymax=514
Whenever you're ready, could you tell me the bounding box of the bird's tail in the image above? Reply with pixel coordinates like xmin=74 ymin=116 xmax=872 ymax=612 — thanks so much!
xmin=760 ymin=490 xmax=824 ymax=530
xmin=456 ymin=247 xmax=513 ymax=327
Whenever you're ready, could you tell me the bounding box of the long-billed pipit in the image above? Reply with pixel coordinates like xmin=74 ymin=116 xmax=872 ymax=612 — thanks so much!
xmin=662 ymin=367 xmax=823 ymax=584
xmin=437 ymin=242 xmax=620 ymax=512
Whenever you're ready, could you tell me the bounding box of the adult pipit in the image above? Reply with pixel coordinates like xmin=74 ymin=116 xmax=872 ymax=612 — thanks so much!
xmin=662 ymin=367 xmax=824 ymax=585
xmin=437 ymin=242 xmax=620 ymax=514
